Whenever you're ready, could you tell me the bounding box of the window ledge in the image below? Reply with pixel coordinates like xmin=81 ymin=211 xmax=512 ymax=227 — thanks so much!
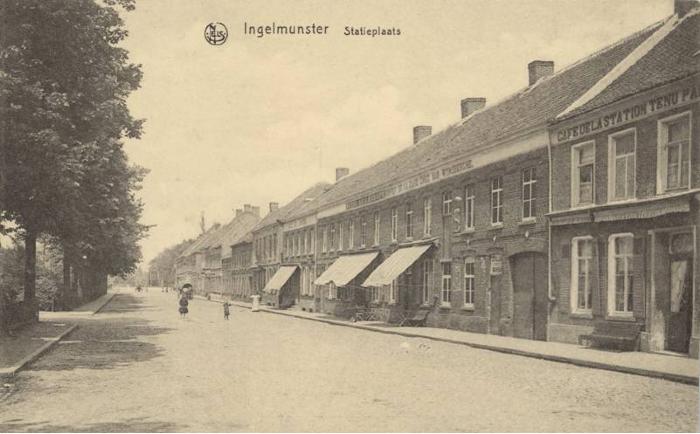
xmin=489 ymin=223 xmax=504 ymax=229
xmin=440 ymin=303 xmax=451 ymax=309
xmin=570 ymin=311 xmax=593 ymax=319
xmin=519 ymin=218 xmax=537 ymax=226
xmin=461 ymin=305 xmax=475 ymax=311
xmin=606 ymin=313 xmax=636 ymax=321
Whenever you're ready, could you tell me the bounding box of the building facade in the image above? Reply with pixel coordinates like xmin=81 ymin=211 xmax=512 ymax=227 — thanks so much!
xmin=547 ymin=8 xmax=699 ymax=356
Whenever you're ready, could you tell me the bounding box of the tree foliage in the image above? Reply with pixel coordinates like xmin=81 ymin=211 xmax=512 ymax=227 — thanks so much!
xmin=0 ymin=0 xmax=147 ymax=299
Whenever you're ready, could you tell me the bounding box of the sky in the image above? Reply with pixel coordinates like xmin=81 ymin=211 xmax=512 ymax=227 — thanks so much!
xmin=120 ymin=0 xmax=673 ymax=265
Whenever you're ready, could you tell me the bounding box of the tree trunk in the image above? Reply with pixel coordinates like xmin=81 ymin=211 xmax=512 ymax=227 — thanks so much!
xmin=62 ymin=250 xmax=71 ymax=306
xmin=23 ymin=230 xmax=37 ymax=301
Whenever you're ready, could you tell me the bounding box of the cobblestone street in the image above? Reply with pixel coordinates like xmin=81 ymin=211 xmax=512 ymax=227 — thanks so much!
xmin=0 ymin=290 xmax=697 ymax=432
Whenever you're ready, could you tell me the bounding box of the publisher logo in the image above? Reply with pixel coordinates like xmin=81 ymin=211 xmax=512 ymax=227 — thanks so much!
xmin=204 ymin=22 xmax=228 ymax=46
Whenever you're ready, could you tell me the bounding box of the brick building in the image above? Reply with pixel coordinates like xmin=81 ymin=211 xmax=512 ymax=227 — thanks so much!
xmin=547 ymin=7 xmax=700 ymax=356
xmin=226 ymin=234 xmax=254 ymax=301
xmin=175 ymin=205 xmax=260 ymax=295
xmin=254 ymin=183 xmax=331 ymax=308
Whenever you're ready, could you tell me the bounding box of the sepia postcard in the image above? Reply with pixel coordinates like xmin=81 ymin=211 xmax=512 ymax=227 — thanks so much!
xmin=0 ymin=0 xmax=699 ymax=432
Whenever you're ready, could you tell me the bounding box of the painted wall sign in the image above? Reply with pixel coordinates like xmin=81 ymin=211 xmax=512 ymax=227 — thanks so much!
xmin=555 ymin=83 xmax=699 ymax=144
xmin=346 ymin=159 xmax=473 ymax=210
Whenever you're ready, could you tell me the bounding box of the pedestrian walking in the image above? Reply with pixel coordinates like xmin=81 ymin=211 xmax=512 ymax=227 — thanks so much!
xmin=223 ymin=301 xmax=230 ymax=320
xmin=178 ymin=295 xmax=189 ymax=319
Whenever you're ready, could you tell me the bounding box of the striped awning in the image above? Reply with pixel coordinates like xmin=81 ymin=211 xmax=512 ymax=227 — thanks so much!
xmin=263 ymin=266 xmax=298 ymax=292
xmin=594 ymin=198 xmax=689 ymax=222
xmin=314 ymin=252 xmax=379 ymax=286
xmin=362 ymin=244 xmax=432 ymax=287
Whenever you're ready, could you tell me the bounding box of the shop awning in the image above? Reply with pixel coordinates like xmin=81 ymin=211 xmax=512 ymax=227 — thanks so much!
xmin=263 ymin=266 xmax=298 ymax=292
xmin=594 ymin=198 xmax=689 ymax=222
xmin=362 ymin=244 xmax=432 ymax=287
xmin=549 ymin=212 xmax=592 ymax=226
xmin=314 ymin=252 xmax=379 ymax=286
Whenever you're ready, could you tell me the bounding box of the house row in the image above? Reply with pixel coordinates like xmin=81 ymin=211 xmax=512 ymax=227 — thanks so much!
xmin=176 ymin=2 xmax=699 ymax=358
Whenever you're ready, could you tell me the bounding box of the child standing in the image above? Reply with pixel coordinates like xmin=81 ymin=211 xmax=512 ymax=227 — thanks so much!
xmin=223 ymin=302 xmax=230 ymax=320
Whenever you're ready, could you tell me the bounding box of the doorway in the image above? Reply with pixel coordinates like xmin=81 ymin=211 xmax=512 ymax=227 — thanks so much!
xmin=511 ymin=252 xmax=548 ymax=340
xmin=666 ymin=257 xmax=693 ymax=353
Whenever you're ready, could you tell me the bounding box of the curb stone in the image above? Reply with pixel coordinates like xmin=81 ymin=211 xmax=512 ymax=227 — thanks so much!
xmin=0 ymin=324 xmax=78 ymax=379
xmin=226 ymin=300 xmax=698 ymax=386
xmin=92 ymin=293 xmax=117 ymax=315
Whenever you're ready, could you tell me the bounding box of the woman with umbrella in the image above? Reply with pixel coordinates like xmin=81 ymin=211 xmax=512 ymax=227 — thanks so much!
xmin=179 ymin=284 xmax=192 ymax=319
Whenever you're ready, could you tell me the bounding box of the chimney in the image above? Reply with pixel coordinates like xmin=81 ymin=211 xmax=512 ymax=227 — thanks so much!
xmin=335 ymin=167 xmax=350 ymax=182
xmin=413 ymin=125 xmax=432 ymax=144
xmin=235 ymin=208 xmax=243 ymax=217
xmin=244 ymin=204 xmax=252 ymax=213
xmin=269 ymin=202 xmax=279 ymax=212
xmin=251 ymin=206 xmax=260 ymax=216
xmin=528 ymin=60 xmax=554 ymax=86
xmin=675 ymin=0 xmax=698 ymax=16
xmin=460 ymin=97 xmax=486 ymax=119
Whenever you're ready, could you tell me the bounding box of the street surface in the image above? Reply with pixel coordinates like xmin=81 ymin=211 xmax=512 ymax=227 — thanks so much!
xmin=0 ymin=290 xmax=697 ymax=432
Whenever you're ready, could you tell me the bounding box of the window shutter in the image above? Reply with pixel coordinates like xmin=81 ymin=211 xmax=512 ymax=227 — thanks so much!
xmin=591 ymin=239 xmax=603 ymax=316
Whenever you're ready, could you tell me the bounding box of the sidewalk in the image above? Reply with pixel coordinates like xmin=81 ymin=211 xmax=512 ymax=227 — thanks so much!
xmin=1 ymin=291 xmax=117 ymax=379
xmin=225 ymin=299 xmax=699 ymax=385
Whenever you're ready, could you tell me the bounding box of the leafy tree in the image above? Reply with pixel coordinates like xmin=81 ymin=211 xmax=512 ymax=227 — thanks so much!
xmin=0 ymin=0 xmax=146 ymax=303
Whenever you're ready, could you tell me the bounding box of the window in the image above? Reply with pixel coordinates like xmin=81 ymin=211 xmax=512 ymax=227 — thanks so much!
xmin=441 ymin=262 xmax=452 ymax=306
xmin=361 ymin=218 xmax=367 ymax=248
xmin=369 ymin=286 xmax=379 ymax=303
xmin=464 ymin=258 xmax=475 ymax=307
xmin=329 ymin=224 xmax=336 ymax=251
xmin=310 ymin=230 xmax=315 ymax=254
xmin=571 ymin=237 xmax=593 ymax=313
xmin=658 ymin=112 xmax=691 ymax=192
xmin=491 ymin=176 xmax=503 ymax=224
xmin=389 ymin=279 xmax=397 ymax=304
xmin=405 ymin=204 xmax=413 ymax=239
xmin=608 ymin=234 xmax=634 ymax=316
xmin=442 ymin=191 xmax=452 ymax=216
xmin=373 ymin=212 xmax=380 ymax=246
xmin=423 ymin=198 xmax=432 ymax=235
xmin=422 ymin=259 xmax=433 ymax=304
xmin=304 ymin=230 xmax=308 ymax=254
xmin=391 ymin=207 xmax=398 ymax=241
xmin=349 ymin=220 xmax=354 ymax=249
xmin=339 ymin=223 xmax=344 ymax=251
xmin=464 ymin=185 xmax=475 ymax=230
xmin=522 ymin=168 xmax=536 ymax=220
xmin=322 ymin=227 xmax=328 ymax=253
xmin=572 ymin=142 xmax=595 ymax=207
xmin=328 ymin=283 xmax=337 ymax=300
xmin=609 ymin=129 xmax=636 ymax=201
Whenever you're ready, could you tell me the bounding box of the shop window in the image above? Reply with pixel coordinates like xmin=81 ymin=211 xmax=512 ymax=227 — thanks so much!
xmin=441 ymin=262 xmax=452 ymax=306
xmin=464 ymin=257 xmax=475 ymax=307
xmin=464 ymin=185 xmax=475 ymax=230
xmin=608 ymin=129 xmax=636 ymax=201
xmin=391 ymin=207 xmax=398 ymax=241
xmin=491 ymin=176 xmax=503 ymax=225
xmin=571 ymin=236 xmax=593 ymax=314
xmin=608 ymin=233 xmax=634 ymax=317
xmin=406 ymin=204 xmax=414 ymax=239
xmin=658 ymin=112 xmax=691 ymax=193
xmin=572 ymin=141 xmax=595 ymax=207
xmin=369 ymin=286 xmax=379 ymax=303
xmin=423 ymin=198 xmax=432 ymax=235
xmin=373 ymin=212 xmax=380 ymax=246
xmin=422 ymin=259 xmax=433 ymax=304
xmin=522 ymin=168 xmax=536 ymax=220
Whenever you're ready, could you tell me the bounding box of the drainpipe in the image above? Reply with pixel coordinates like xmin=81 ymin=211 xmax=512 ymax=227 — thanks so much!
xmin=547 ymin=132 xmax=556 ymax=303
